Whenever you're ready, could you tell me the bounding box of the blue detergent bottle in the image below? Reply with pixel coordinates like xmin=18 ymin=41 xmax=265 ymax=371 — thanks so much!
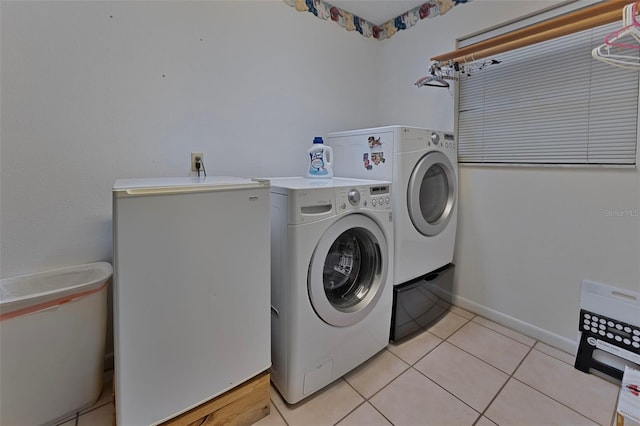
xmin=305 ymin=137 xmax=333 ymax=178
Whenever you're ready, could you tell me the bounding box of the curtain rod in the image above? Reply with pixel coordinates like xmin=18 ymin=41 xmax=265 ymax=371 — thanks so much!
xmin=431 ymin=0 xmax=634 ymax=65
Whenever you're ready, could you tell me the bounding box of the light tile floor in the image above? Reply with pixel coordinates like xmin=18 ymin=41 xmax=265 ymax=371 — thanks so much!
xmin=56 ymin=306 xmax=620 ymax=426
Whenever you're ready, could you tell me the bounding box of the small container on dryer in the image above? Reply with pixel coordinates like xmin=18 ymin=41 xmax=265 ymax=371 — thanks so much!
xmin=306 ymin=137 xmax=333 ymax=178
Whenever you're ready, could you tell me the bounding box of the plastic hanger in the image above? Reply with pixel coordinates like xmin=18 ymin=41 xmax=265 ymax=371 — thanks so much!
xmin=592 ymin=2 xmax=640 ymax=70
xmin=604 ymin=2 xmax=640 ymax=49
xmin=592 ymin=43 xmax=640 ymax=70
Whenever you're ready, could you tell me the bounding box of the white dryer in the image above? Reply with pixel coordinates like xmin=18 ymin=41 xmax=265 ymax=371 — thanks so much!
xmin=327 ymin=126 xmax=458 ymax=285
xmin=269 ymin=177 xmax=393 ymax=404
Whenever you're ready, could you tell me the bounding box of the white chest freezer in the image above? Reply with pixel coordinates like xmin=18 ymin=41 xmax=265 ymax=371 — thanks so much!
xmin=112 ymin=177 xmax=271 ymax=426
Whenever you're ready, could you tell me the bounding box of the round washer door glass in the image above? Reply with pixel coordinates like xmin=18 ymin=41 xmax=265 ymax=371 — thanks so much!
xmin=308 ymin=214 xmax=389 ymax=327
xmin=407 ymin=151 xmax=457 ymax=236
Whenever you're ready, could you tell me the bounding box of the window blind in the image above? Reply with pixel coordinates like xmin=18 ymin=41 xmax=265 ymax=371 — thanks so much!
xmin=457 ymin=22 xmax=639 ymax=166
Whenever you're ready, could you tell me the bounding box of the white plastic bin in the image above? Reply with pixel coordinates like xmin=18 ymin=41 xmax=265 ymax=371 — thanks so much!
xmin=0 ymin=262 xmax=112 ymax=426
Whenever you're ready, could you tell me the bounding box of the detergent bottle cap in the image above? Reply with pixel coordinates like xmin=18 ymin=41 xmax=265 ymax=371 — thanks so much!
xmin=313 ymin=137 xmax=324 ymax=144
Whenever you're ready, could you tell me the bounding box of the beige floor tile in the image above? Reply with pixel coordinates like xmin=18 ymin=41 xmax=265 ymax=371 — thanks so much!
xmin=271 ymin=379 xmax=364 ymax=426
xmin=414 ymin=341 xmax=509 ymax=412
xmin=448 ymin=321 xmax=531 ymax=374
xmin=534 ymin=341 xmax=576 ymax=365
xmin=254 ymin=401 xmax=287 ymax=426
xmin=387 ymin=329 xmax=442 ymax=365
xmin=472 ymin=316 xmax=536 ymax=346
xmin=485 ymin=379 xmax=597 ymax=425
xmin=344 ymin=349 xmax=409 ymax=398
xmin=56 ymin=417 xmax=77 ymax=426
xmin=514 ymin=349 xmax=619 ymax=425
xmin=370 ymin=369 xmax=479 ymax=426
xmin=450 ymin=305 xmax=476 ymax=320
xmin=475 ymin=416 xmax=498 ymax=426
xmin=78 ymin=403 xmax=113 ymax=426
xmin=427 ymin=310 xmax=470 ymax=339
xmin=53 ymin=413 xmax=77 ymax=426
xmin=335 ymin=402 xmax=392 ymax=426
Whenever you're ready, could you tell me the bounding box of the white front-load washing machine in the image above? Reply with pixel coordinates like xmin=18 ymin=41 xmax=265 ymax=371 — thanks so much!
xmin=269 ymin=177 xmax=393 ymax=404
xmin=327 ymin=126 xmax=458 ymax=284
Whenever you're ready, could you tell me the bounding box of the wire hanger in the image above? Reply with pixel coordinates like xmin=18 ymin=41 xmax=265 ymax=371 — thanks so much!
xmin=415 ymin=75 xmax=450 ymax=88
xmin=415 ymin=61 xmax=458 ymax=88
xmin=415 ymin=56 xmax=501 ymax=89
xmin=415 ymin=63 xmax=450 ymax=88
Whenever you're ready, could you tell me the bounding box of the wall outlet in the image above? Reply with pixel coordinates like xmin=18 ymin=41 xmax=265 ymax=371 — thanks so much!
xmin=191 ymin=152 xmax=204 ymax=172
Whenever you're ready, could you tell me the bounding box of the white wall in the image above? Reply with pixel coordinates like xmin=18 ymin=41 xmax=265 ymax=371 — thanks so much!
xmin=0 ymin=1 xmax=380 ymax=277
xmin=3 ymin=0 xmax=639 ymax=357
xmin=379 ymin=0 xmax=640 ymax=352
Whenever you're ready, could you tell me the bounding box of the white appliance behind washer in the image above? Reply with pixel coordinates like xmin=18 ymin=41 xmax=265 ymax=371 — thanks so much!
xmin=327 ymin=126 xmax=458 ymax=285
xmin=269 ymin=177 xmax=393 ymax=404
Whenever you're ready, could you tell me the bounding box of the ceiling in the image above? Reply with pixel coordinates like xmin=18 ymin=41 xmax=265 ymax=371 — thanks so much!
xmin=328 ymin=1 xmax=427 ymax=25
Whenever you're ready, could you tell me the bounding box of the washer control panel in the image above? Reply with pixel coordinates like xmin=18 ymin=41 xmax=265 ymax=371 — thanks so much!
xmin=336 ymin=185 xmax=391 ymax=213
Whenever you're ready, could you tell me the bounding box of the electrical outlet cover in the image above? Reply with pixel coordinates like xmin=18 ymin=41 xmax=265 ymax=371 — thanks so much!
xmin=191 ymin=153 xmax=204 ymax=172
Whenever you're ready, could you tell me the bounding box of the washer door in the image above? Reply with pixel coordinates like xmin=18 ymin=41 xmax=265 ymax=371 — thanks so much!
xmin=407 ymin=151 xmax=457 ymax=237
xmin=308 ymin=214 xmax=389 ymax=327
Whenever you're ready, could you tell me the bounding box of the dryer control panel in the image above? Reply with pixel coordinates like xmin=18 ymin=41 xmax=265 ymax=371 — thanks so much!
xmin=428 ymin=131 xmax=457 ymax=151
xmin=335 ymin=185 xmax=391 ymax=213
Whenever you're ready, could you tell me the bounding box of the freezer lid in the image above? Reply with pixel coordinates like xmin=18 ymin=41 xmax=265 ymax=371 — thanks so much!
xmin=113 ymin=176 xmax=269 ymax=197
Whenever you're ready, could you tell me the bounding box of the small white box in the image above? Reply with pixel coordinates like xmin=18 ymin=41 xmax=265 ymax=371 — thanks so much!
xmin=616 ymin=366 xmax=640 ymax=426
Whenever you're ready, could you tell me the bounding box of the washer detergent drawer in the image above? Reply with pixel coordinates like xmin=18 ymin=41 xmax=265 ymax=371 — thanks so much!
xmin=390 ymin=264 xmax=455 ymax=342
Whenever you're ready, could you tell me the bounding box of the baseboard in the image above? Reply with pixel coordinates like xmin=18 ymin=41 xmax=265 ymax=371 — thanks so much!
xmin=102 ymin=302 xmax=578 ymax=364
xmin=447 ymin=293 xmax=579 ymax=355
